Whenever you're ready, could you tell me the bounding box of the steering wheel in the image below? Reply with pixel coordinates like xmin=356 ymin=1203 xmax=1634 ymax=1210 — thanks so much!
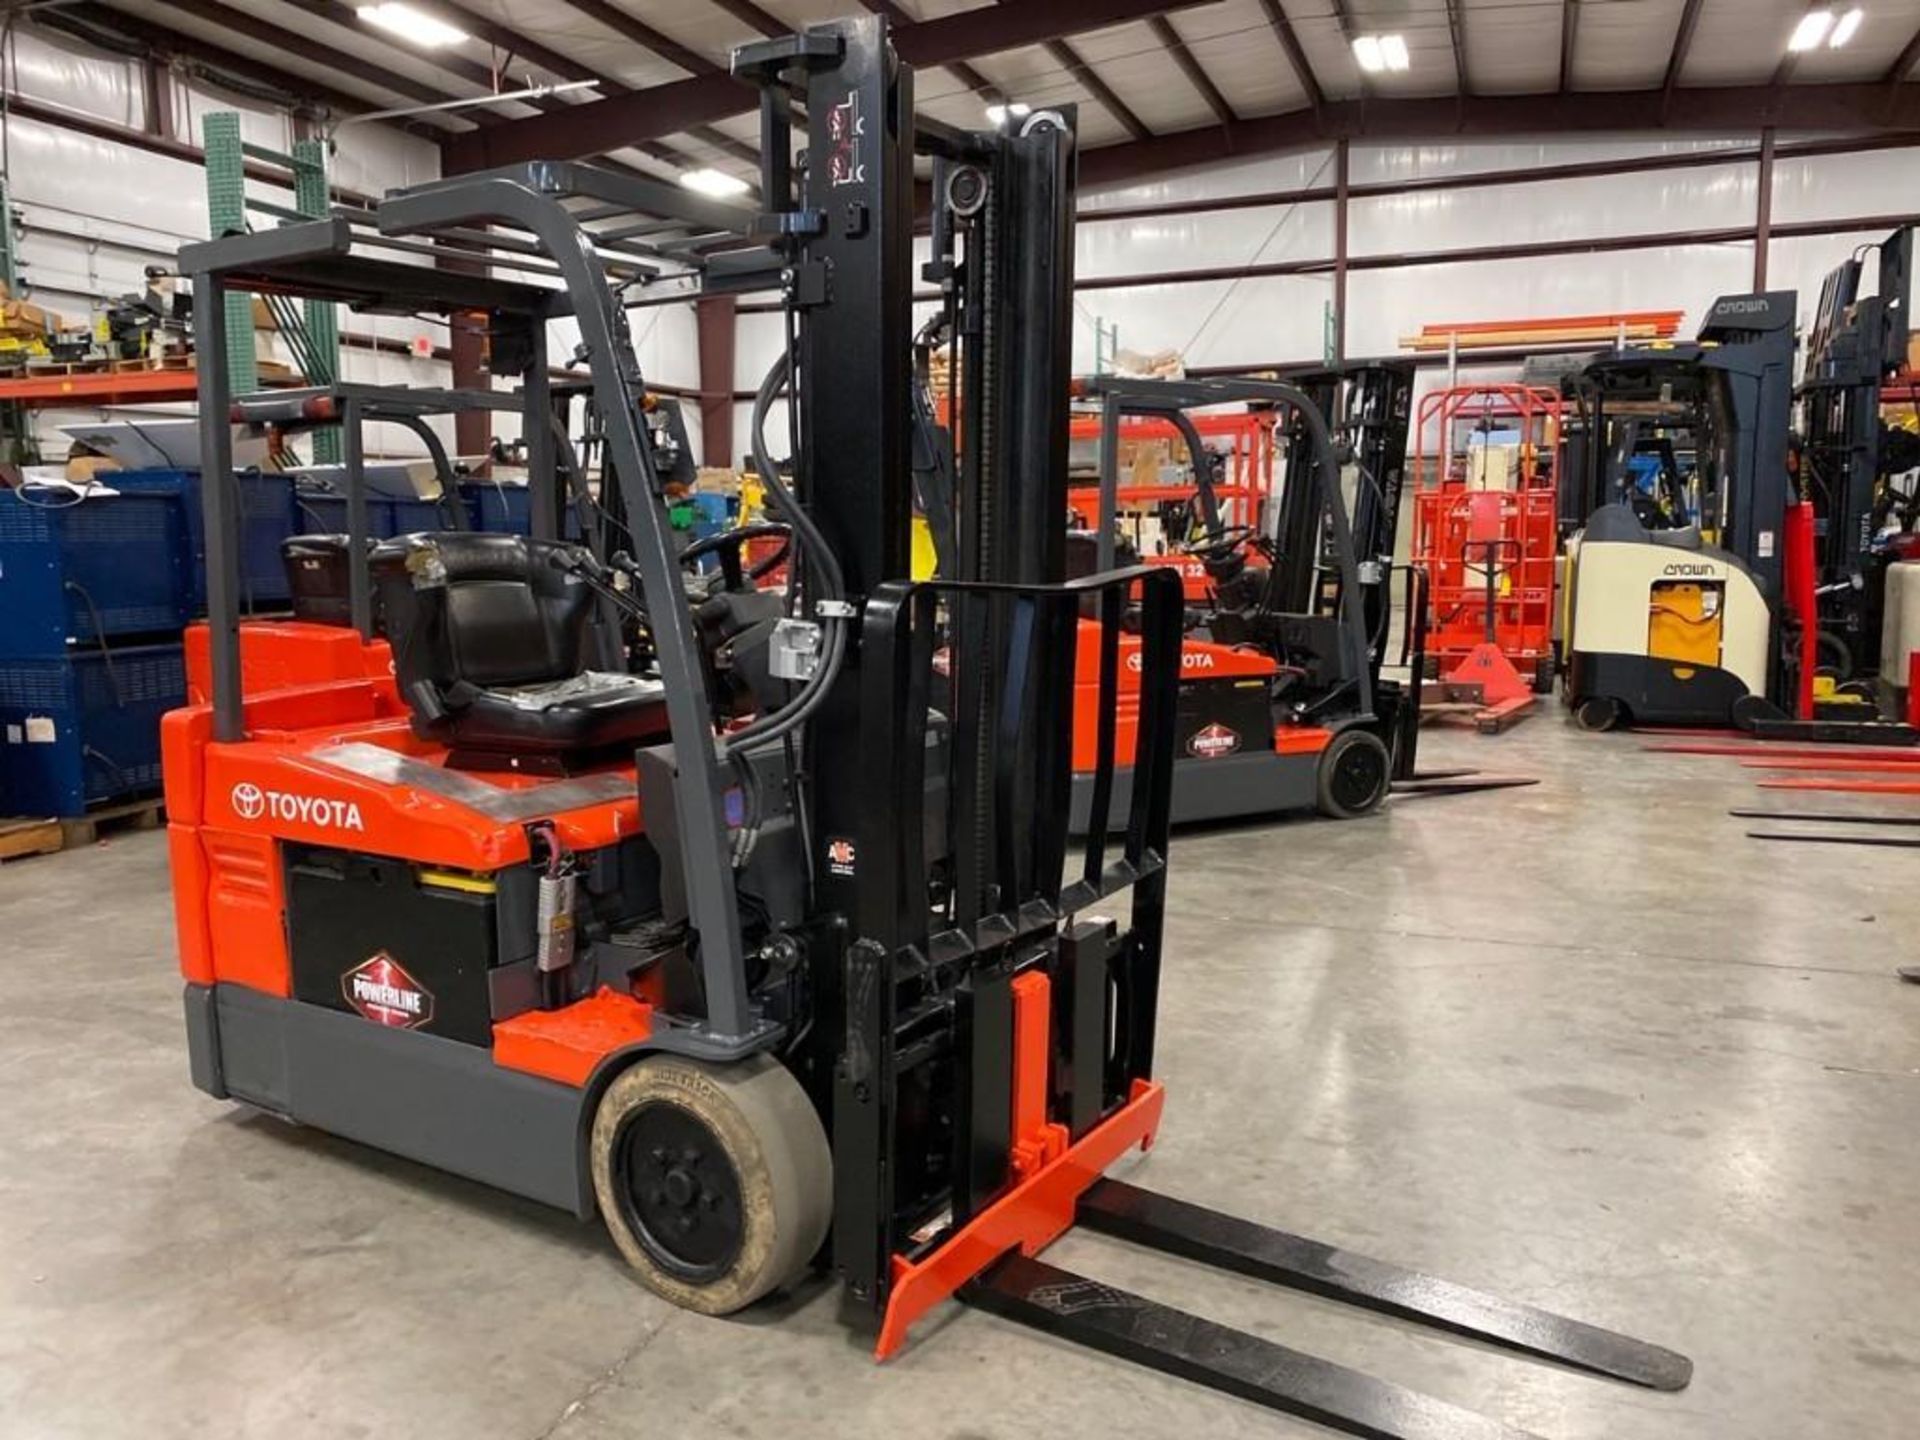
xmin=1178 ymin=523 xmax=1258 ymax=563
xmin=679 ymin=521 xmax=792 ymax=592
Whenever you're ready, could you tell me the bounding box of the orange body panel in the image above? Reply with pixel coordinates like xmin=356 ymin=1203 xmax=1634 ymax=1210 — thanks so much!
xmin=185 ymin=619 xmax=395 ymax=707
xmin=1272 ymin=726 xmax=1333 ymax=756
xmin=1069 ymin=619 xmax=1283 ymax=773
xmin=168 ymin=823 xmax=214 ymax=986
xmin=166 ymin=632 xmax=643 ymax=1016
xmin=1141 ymin=550 xmax=1211 ymax=601
xmin=199 ymin=826 xmax=292 ymax=994
xmin=494 ymin=988 xmax=655 ymax=1086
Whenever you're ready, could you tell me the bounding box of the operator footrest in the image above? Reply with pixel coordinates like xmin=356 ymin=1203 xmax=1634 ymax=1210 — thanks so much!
xmin=1077 ymin=1180 xmax=1692 ymax=1392
xmin=965 ymin=1252 xmax=1545 ymax=1440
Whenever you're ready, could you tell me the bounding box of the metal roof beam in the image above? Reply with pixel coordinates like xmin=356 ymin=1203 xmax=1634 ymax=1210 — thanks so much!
xmin=1076 ymin=84 xmax=1920 ymax=190
xmin=1444 ymin=0 xmax=1470 ymax=96
xmin=1886 ymin=22 xmax=1920 ymax=85
xmin=129 ymin=0 xmax=469 ymax=111
xmin=1149 ymin=16 xmax=1237 ymax=128
xmin=1559 ymin=0 xmax=1578 ymax=93
xmin=60 ymin=3 xmax=427 ymax=126
xmin=1259 ymin=1 xmax=1324 ymax=118
xmin=419 ymin=0 xmax=759 ymax=168
xmin=446 ymin=0 xmax=1211 ymax=171
xmin=267 ymin=0 xmax=703 ymax=172
xmin=1045 ymin=39 xmax=1151 ymax=142
xmin=707 ymin=0 xmax=784 ymax=38
xmin=553 ymin=0 xmax=711 ymax=76
xmin=1662 ymin=0 xmax=1705 ymax=119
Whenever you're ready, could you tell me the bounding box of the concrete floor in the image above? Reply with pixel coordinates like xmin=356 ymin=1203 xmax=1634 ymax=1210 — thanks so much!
xmin=3 ymin=717 xmax=1918 ymax=1440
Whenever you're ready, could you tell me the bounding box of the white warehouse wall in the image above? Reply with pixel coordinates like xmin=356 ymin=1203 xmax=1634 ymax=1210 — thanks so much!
xmin=1073 ymin=133 xmax=1919 ymax=378
xmin=727 ymin=132 xmax=1916 ymax=466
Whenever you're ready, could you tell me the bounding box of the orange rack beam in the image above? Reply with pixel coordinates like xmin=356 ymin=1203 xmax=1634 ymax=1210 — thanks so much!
xmin=0 ymin=368 xmax=295 ymax=408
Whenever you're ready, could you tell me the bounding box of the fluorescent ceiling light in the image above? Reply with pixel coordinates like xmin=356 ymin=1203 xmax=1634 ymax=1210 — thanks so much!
xmin=1353 ymin=33 xmax=1410 ymax=74
xmin=985 ymin=101 xmax=1031 ymax=126
xmin=1829 ymin=7 xmax=1864 ymax=47
xmin=1787 ymin=9 xmax=1834 ymax=51
xmin=357 ymin=3 xmax=467 ymax=48
xmin=679 ymin=167 xmax=750 ymax=198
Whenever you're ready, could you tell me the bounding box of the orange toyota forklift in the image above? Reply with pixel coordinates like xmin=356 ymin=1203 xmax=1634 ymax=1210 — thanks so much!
xmin=168 ymin=18 xmax=1687 ymax=1437
xmin=1058 ymin=369 xmax=1516 ymax=826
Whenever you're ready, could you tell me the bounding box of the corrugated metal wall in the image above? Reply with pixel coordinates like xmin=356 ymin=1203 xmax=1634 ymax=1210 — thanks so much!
xmin=729 ymin=131 xmax=1918 ymax=461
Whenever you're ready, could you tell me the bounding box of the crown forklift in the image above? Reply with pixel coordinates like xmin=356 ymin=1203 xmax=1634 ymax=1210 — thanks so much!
xmin=167 ymin=17 xmax=1687 ymax=1437
xmin=1564 ymin=260 xmax=1919 ymax=741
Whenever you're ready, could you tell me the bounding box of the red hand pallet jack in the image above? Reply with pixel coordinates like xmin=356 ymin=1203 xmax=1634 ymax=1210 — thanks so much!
xmin=1428 ymin=539 xmax=1540 ymax=733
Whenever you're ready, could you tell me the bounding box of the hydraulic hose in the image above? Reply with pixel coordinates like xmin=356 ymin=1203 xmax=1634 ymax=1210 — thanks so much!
xmin=716 ymin=349 xmax=849 ymax=759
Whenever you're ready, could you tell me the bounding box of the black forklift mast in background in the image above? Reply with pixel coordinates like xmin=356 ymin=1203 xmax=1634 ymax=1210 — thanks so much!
xmin=1274 ymin=362 xmax=1416 ymax=639
xmin=1564 ymin=294 xmax=1797 ymax=600
xmin=1796 ymin=225 xmax=1915 ymax=677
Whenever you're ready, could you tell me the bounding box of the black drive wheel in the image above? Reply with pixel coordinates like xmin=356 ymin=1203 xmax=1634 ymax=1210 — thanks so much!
xmin=591 ymin=1052 xmax=830 ymax=1315
xmin=1573 ymin=695 xmax=1621 ymax=732
xmin=1316 ymin=728 xmax=1391 ymax=819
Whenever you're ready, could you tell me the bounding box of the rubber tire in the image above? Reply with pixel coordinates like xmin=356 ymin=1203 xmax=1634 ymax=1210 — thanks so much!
xmin=1730 ymin=692 xmax=1783 ymax=732
xmin=1531 ymin=655 xmax=1557 ymax=695
xmin=1573 ymin=695 xmax=1621 ymax=732
xmin=1315 ymin=729 xmax=1391 ymax=819
xmin=591 ymin=1052 xmax=831 ymax=1316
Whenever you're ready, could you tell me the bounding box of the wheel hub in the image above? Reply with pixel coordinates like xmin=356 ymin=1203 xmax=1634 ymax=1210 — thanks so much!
xmin=1334 ymin=743 xmax=1384 ymax=810
xmin=615 ymin=1102 xmax=745 ymax=1280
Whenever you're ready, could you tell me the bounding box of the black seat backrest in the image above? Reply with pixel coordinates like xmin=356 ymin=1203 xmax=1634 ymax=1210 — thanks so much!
xmin=284 ymin=534 xmax=379 ymax=629
xmin=371 ymin=533 xmax=597 ymax=712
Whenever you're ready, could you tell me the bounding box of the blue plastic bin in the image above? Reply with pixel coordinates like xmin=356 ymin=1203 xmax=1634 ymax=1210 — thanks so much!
xmin=0 ymin=487 xmax=189 ymax=657
xmin=0 ymin=643 xmax=185 ymax=816
xmin=113 ymin=468 xmax=298 ymax=614
xmin=461 ymin=480 xmax=531 ymax=535
xmin=292 ymin=491 xmax=399 ymax=541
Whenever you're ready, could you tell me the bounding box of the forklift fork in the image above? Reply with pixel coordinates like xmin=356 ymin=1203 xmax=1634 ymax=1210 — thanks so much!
xmin=965 ymin=1178 xmax=1689 ymax=1440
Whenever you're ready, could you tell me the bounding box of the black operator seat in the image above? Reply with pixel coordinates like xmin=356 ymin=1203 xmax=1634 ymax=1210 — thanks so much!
xmin=370 ymin=532 xmax=668 ymax=772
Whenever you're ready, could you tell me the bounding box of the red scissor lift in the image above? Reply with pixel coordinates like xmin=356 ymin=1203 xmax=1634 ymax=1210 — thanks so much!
xmin=1066 ymin=409 xmax=1277 ymax=601
xmin=1411 ymin=384 xmax=1561 ymax=732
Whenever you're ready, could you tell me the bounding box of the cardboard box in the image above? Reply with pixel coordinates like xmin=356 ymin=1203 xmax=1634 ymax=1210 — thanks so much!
xmin=1467 ymin=444 xmax=1518 ymax=492
xmin=0 ymin=298 xmax=52 ymax=337
xmin=65 ymin=454 xmax=122 ymax=484
xmin=1123 ymin=438 xmax=1173 ymax=488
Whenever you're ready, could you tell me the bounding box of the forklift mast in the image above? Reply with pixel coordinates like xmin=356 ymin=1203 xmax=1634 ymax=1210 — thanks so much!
xmin=1692 ymin=291 xmax=1798 ymax=600
xmin=1274 ymin=361 xmax=1415 ymax=642
xmin=1796 ymin=225 xmax=1914 ymax=673
xmin=731 ymin=21 xmax=1184 ymax=1325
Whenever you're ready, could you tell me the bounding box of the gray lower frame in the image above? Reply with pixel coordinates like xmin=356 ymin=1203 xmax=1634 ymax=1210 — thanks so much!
xmin=1069 ymin=749 xmax=1320 ymax=832
xmin=184 ymin=982 xmax=597 ymax=1217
